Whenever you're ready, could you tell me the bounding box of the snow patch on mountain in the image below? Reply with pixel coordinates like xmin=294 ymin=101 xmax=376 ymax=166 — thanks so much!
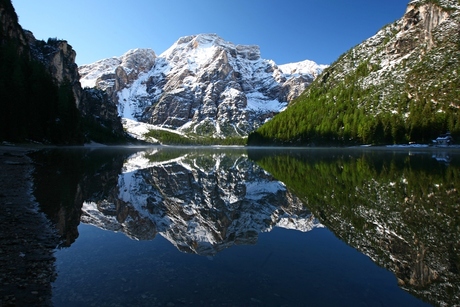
xmin=122 ymin=118 xmax=186 ymax=143
xmin=79 ymin=57 xmax=121 ymax=89
xmin=79 ymin=48 xmax=156 ymax=89
xmin=279 ymin=59 xmax=328 ymax=78
xmin=79 ymin=34 xmax=327 ymax=139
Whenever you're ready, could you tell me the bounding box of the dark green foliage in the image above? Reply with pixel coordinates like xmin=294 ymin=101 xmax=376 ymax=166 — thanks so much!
xmin=0 ymin=0 xmax=85 ymax=146
xmin=144 ymin=129 xmax=247 ymax=146
xmin=78 ymin=88 xmax=129 ymax=144
xmin=248 ymin=3 xmax=460 ymax=147
xmin=248 ymin=68 xmax=460 ymax=146
xmin=248 ymin=80 xmax=377 ymax=146
xmin=80 ymin=117 xmax=127 ymax=144
xmin=1 ymin=0 xmax=127 ymax=145
xmin=251 ymin=150 xmax=460 ymax=240
xmin=0 ymin=39 xmax=84 ymax=144
xmin=248 ymin=62 xmax=460 ymax=146
xmin=47 ymin=37 xmax=60 ymax=44
xmin=144 ymin=148 xmax=191 ymax=163
xmin=250 ymin=149 xmax=460 ymax=306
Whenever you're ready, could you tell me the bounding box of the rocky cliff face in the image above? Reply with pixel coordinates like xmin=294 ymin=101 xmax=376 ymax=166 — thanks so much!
xmin=26 ymin=32 xmax=83 ymax=107
xmin=326 ymin=0 xmax=460 ymax=111
xmin=80 ymin=34 xmax=327 ymax=138
xmin=79 ymin=48 xmax=157 ymax=105
xmin=0 ymin=0 xmax=28 ymax=52
xmin=324 ymin=0 xmax=458 ymax=87
xmin=80 ymin=149 xmax=323 ymax=255
xmin=343 ymin=0 xmax=459 ymax=96
xmin=25 ymin=31 xmax=126 ymax=141
xmin=0 ymin=0 xmax=126 ymax=143
xmin=399 ymin=0 xmax=451 ymax=52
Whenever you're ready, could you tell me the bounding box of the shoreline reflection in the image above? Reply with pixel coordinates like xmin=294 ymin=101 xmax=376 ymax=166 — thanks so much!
xmin=30 ymin=147 xmax=459 ymax=306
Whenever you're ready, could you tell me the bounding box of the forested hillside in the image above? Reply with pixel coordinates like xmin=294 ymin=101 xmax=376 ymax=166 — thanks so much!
xmin=0 ymin=0 xmax=127 ymax=145
xmin=248 ymin=0 xmax=460 ymax=146
xmin=0 ymin=42 xmax=83 ymax=144
xmin=0 ymin=0 xmax=82 ymax=144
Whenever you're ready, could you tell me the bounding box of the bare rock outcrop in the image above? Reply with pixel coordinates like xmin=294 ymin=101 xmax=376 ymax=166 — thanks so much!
xmin=0 ymin=1 xmax=28 ymax=53
xmin=79 ymin=34 xmax=327 ymax=138
xmin=25 ymin=32 xmax=83 ymax=107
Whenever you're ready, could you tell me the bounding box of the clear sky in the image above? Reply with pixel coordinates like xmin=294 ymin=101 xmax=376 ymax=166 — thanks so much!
xmin=11 ymin=0 xmax=409 ymax=66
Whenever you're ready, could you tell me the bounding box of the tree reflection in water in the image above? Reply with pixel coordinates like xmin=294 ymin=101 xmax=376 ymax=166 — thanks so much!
xmin=32 ymin=147 xmax=459 ymax=306
xmin=251 ymin=148 xmax=460 ymax=306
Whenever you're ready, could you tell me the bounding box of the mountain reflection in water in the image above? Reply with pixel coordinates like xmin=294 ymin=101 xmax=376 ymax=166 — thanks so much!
xmin=31 ymin=147 xmax=459 ymax=306
xmin=80 ymin=148 xmax=322 ymax=255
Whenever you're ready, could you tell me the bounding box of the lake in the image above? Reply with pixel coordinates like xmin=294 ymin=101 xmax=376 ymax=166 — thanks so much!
xmin=31 ymin=146 xmax=459 ymax=306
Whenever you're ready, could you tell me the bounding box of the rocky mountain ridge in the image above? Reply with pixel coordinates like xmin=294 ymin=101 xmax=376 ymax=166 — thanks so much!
xmin=79 ymin=34 xmax=327 ymax=139
xmin=25 ymin=34 xmax=126 ymax=142
xmin=0 ymin=0 xmax=28 ymax=53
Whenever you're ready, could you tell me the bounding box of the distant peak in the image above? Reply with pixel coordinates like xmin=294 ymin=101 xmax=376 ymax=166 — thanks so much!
xmin=162 ymin=33 xmax=262 ymax=60
xmin=408 ymin=0 xmax=460 ymax=10
xmin=174 ymin=33 xmax=227 ymax=48
xmin=278 ymin=59 xmax=328 ymax=76
xmin=122 ymin=48 xmax=156 ymax=56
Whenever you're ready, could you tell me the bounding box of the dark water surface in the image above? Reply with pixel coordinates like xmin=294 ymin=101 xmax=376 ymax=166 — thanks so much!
xmin=31 ymin=146 xmax=460 ymax=306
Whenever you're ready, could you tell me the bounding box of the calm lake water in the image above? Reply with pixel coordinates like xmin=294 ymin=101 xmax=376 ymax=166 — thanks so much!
xmin=31 ymin=146 xmax=460 ymax=306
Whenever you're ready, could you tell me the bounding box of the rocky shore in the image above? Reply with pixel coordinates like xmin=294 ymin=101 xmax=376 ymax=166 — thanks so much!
xmin=0 ymin=146 xmax=59 ymax=306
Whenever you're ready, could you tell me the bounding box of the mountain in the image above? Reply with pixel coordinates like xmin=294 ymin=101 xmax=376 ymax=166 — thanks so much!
xmin=248 ymin=0 xmax=460 ymax=146
xmin=79 ymin=149 xmax=323 ymax=255
xmin=79 ymin=34 xmax=327 ymax=140
xmin=0 ymin=0 xmax=126 ymax=144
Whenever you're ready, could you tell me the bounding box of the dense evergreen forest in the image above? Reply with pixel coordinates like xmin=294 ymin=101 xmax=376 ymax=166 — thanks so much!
xmin=248 ymin=66 xmax=460 ymax=146
xmin=248 ymin=0 xmax=460 ymax=146
xmin=144 ymin=129 xmax=247 ymax=146
xmin=0 ymin=37 xmax=129 ymax=144
xmin=0 ymin=0 xmax=83 ymax=144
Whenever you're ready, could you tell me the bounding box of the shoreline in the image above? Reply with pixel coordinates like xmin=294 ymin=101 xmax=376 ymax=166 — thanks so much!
xmin=0 ymin=146 xmax=59 ymax=306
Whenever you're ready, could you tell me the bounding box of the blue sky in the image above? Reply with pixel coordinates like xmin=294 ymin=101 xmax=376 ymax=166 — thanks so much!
xmin=12 ymin=0 xmax=409 ymax=66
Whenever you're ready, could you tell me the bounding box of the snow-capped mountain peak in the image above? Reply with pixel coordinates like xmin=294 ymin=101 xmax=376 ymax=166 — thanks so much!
xmin=279 ymin=59 xmax=328 ymax=78
xmin=78 ymin=33 xmax=327 ymax=140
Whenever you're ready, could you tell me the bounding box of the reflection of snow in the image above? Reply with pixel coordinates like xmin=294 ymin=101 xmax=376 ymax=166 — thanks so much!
xmin=80 ymin=149 xmax=323 ymax=255
xmin=432 ymin=152 xmax=451 ymax=164
xmin=81 ymin=201 xmax=122 ymax=232
xmin=246 ymin=180 xmax=285 ymax=200
xmin=277 ymin=215 xmax=323 ymax=233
